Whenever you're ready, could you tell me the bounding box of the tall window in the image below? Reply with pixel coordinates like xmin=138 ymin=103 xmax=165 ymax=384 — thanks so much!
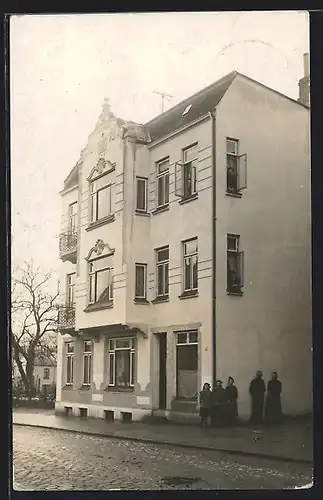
xmin=135 ymin=263 xmax=147 ymax=300
xmin=83 ymin=341 xmax=92 ymax=386
xmin=176 ymin=330 xmax=198 ymax=399
xmin=156 ymin=246 xmax=169 ymax=298
xmin=108 ymin=338 xmax=135 ymax=388
xmin=156 ymin=159 xmax=170 ymax=208
xmin=43 ymin=368 xmax=50 ymax=380
xmin=226 ymin=138 xmax=247 ymax=194
xmin=183 ymin=144 xmax=198 ymax=198
xmin=66 ymin=342 xmax=74 ymax=385
xmin=227 ymin=234 xmax=244 ymax=293
xmin=89 ymin=256 xmax=113 ymax=304
xmin=183 ymin=238 xmax=198 ymax=293
xmin=136 ymin=177 xmax=148 ymax=212
xmin=67 ymin=273 xmax=76 ymax=306
xmin=68 ymin=202 xmax=78 ymax=231
xmin=90 ymin=174 xmax=112 ymax=222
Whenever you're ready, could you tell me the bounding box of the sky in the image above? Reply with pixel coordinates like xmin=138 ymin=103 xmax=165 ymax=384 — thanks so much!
xmin=10 ymin=11 xmax=309 ymax=287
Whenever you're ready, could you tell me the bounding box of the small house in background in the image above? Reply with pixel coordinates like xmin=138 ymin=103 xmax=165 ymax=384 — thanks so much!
xmin=12 ymin=354 xmax=57 ymax=399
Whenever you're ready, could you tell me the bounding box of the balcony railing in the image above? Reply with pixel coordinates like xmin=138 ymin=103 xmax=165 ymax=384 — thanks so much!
xmin=58 ymin=305 xmax=76 ymax=332
xmin=59 ymin=230 xmax=77 ymax=263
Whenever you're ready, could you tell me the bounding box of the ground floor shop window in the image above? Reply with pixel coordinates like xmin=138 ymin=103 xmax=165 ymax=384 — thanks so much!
xmin=108 ymin=338 xmax=135 ymax=389
xmin=176 ymin=330 xmax=198 ymax=399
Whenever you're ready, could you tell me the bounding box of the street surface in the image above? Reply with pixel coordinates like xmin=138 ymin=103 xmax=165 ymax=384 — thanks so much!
xmin=13 ymin=426 xmax=312 ymax=490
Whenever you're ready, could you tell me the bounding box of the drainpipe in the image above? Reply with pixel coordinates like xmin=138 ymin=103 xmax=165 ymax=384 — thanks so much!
xmin=209 ymin=109 xmax=217 ymax=388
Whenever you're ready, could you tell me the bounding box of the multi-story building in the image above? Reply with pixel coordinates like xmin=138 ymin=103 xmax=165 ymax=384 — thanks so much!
xmin=55 ymin=55 xmax=312 ymax=422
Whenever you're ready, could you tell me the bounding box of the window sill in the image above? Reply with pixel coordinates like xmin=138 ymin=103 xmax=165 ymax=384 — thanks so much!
xmin=134 ymin=297 xmax=150 ymax=305
xmin=227 ymin=289 xmax=243 ymax=296
xmin=86 ymin=214 xmax=115 ymax=231
xmin=178 ymin=290 xmax=199 ymax=300
xmin=226 ymin=191 xmax=242 ymax=198
xmin=151 ymin=295 xmax=169 ymax=304
xmin=151 ymin=205 xmax=169 ymax=216
xmin=84 ymin=301 xmax=113 ymax=313
xmin=134 ymin=210 xmax=150 ymax=217
xmin=79 ymin=385 xmax=91 ymax=391
xmin=179 ymin=193 xmax=198 ymax=205
xmin=104 ymin=386 xmax=134 ymax=393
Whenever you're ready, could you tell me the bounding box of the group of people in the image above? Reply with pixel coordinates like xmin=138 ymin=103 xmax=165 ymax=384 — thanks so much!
xmin=198 ymin=371 xmax=282 ymax=428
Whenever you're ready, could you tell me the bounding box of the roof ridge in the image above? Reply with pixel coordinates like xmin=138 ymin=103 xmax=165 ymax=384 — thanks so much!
xmin=144 ymin=70 xmax=238 ymax=126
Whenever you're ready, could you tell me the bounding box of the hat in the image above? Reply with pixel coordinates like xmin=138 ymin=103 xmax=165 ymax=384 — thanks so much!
xmin=216 ymin=379 xmax=223 ymax=384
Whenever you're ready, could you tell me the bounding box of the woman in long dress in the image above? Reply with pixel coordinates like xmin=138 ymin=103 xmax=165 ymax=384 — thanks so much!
xmin=265 ymin=372 xmax=283 ymax=424
xmin=225 ymin=376 xmax=238 ymax=425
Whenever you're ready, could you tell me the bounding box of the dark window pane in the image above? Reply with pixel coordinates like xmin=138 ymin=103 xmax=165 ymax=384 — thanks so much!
xmin=109 ymin=353 xmax=114 ymax=384
xmin=136 ymin=179 xmax=146 ymax=210
xmin=116 ymin=339 xmax=131 ymax=349
xmin=177 ymin=345 xmax=198 ymax=370
xmin=164 ymin=263 xmax=169 ymax=295
xmin=131 ymin=351 xmax=135 ymax=386
xmin=165 ymin=174 xmax=169 ymax=204
xmin=192 ymin=255 xmax=198 ymax=289
xmin=157 ymin=265 xmax=164 ymax=295
xmin=177 ymin=332 xmax=187 ymax=344
xmin=189 ymin=330 xmax=198 ymax=343
xmin=157 ymin=176 xmax=164 ymax=206
xmin=227 ymin=155 xmax=238 ymax=191
xmin=183 ymin=163 xmax=192 ymax=197
xmin=135 ymin=265 xmax=145 ymax=297
xmin=157 ymin=248 xmax=169 ymax=262
xmin=184 ymin=257 xmax=191 ymax=290
xmin=83 ymin=356 xmax=89 ymax=384
xmin=227 ymin=236 xmax=238 ymax=251
xmin=115 ymin=350 xmax=130 ymax=386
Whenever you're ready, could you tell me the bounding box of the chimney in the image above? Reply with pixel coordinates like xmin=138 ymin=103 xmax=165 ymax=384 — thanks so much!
xmin=298 ymin=53 xmax=310 ymax=107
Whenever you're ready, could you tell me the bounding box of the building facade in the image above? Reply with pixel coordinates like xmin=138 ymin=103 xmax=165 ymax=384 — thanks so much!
xmin=55 ymin=62 xmax=312 ymax=422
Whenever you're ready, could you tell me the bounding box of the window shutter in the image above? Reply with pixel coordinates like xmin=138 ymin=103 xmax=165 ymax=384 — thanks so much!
xmin=238 ymin=250 xmax=245 ymax=287
xmin=174 ymin=161 xmax=183 ymax=197
xmin=237 ymin=153 xmax=247 ymax=191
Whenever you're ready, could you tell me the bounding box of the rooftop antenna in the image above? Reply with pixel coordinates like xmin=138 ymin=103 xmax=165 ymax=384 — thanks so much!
xmin=153 ymin=90 xmax=173 ymax=113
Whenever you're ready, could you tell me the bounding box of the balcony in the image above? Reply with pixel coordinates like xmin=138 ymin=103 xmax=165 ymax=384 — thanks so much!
xmin=59 ymin=230 xmax=77 ymax=263
xmin=58 ymin=305 xmax=76 ymax=334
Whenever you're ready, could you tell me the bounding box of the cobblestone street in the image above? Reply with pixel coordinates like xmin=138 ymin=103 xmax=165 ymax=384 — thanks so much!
xmin=13 ymin=426 xmax=313 ymax=490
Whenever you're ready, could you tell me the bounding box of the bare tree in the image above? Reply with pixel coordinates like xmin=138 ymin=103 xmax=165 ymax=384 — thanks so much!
xmin=11 ymin=261 xmax=59 ymax=397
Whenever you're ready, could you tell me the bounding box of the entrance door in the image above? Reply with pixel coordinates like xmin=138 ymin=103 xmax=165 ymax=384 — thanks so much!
xmin=158 ymin=333 xmax=167 ymax=409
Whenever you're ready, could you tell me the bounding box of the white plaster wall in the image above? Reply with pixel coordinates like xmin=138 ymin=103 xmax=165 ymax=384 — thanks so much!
xmin=75 ymin=117 xmax=127 ymax=330
xmin=215 ymin=75 xmax=312 ymax=417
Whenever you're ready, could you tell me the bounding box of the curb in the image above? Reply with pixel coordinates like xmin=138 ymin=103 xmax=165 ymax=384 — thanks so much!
xmin=13 ymin=422 xmax=312 ymax=465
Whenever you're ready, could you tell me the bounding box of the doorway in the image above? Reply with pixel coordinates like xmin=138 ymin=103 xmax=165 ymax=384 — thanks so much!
xmin=158 ymin=332 xmax=167 ymax=409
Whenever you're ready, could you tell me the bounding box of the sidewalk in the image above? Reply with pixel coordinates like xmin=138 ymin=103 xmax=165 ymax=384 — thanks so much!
xmin=12 ymin=408 xmax=313 ymax=464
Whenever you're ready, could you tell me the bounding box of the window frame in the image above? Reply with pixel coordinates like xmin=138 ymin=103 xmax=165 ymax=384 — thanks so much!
xmin=135 ymin=263 xmax=147 ymax=300
xmin=156 ymin=246 xmax=169 ymax=298
xmin=66 ymin=272 xmax=76 ymax=306
xmin=156 ymin=158 xmax=170 ymax=209
xmin=182 ymin=237 xmax=198 ymax=293
xmin=43 ymin=368 xmax=50 ymax=380
xmin=176 ymin=330 xmax=199 ymax=400
xmin=136 ymin=176 xmax=148 ymax=213
xmin=182 ymin=144 xmax=198 ymax=199
xmin=226 ymin=137 xmax=247 ymax=194
xmin=68 ymin=202 xmax=78 ymax=231
xmin=66 ymin=342 xmax=74 ymax=386
xmin=83 ymin=340 xmax=92 ymax=386
xmin=90 ymin=174 xmax=113 ymax=223
xmin=107 ymin=337 xmax=136 ymax=389
xmin=227 ymin=233 xmax=244 ymax=294
xmin=88 ymin=256 xmax=114 ymax=305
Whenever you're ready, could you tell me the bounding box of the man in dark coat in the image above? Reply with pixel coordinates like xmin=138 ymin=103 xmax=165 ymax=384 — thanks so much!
xmin=225 ymin=376 xmax=238 ymax=424
xmin=265 ymin=372 xmax=282 ymax=424
xmin=211 ymin=380 xmax=226 ymax=427
xmin=249 ymin=371 xmax=266 ymax=424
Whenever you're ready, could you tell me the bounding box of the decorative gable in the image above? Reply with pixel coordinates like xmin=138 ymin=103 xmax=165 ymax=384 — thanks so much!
xmin=86 ymin=239 xmax=115 ymax=261
xmin=88 ymin=158 xmax=116 ymax=182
